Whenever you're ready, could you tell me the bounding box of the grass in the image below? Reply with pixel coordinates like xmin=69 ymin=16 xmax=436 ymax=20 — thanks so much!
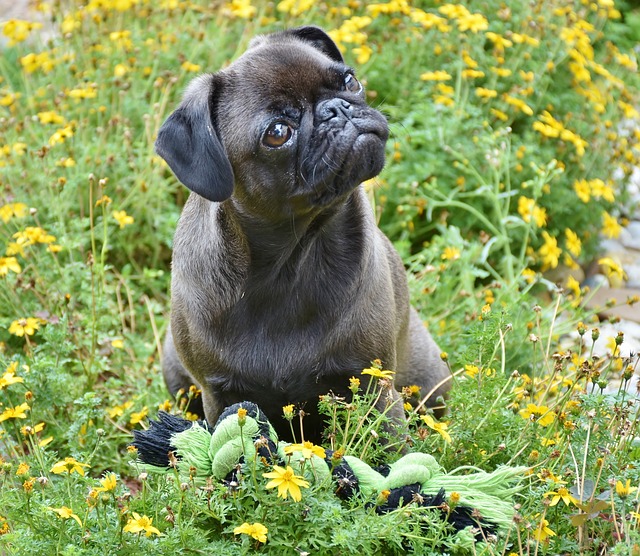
xmin=1 ymin=0 xmax=639 ymax=554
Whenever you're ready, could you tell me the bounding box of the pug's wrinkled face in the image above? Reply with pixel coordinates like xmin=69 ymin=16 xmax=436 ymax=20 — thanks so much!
xmin=217 ymin=39 xmax=389 ymax=217
xmin=156 ymin=27 xmax=389 ymax=221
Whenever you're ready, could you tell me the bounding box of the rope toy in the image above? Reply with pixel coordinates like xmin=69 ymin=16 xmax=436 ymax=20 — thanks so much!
xmin=132 ymin=402 xmax=525 ymax=538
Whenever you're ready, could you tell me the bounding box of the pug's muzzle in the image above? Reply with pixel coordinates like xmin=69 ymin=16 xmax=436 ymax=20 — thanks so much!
xmin=302 ymin=98 xmax=389 ymax=206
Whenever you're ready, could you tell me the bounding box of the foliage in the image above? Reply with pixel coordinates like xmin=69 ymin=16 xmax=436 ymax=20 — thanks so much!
xmin=0 ymin=0 xmax=639 ymax=554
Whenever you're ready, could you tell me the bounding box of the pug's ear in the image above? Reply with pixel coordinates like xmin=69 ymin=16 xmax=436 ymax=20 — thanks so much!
xmin=155 ymin=74 xmax=234 ymax=202
xmin=285 ymin=26 xmax=344 ymax=64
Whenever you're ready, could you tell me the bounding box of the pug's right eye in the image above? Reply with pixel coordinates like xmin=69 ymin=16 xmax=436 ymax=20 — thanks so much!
xmin=262 ymin=122 xmax=293 ymax=148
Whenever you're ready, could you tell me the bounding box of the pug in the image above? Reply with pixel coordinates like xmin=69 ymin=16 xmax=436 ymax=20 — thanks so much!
xmin=156 ymin=26 xmax=450 ymax=442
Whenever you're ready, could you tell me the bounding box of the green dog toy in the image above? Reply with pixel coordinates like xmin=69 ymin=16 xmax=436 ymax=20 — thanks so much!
xmin=132 ymin=402 xmax=525 ymax=537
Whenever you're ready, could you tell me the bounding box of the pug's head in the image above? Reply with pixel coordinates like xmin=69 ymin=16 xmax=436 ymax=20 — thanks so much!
xmin=155 ymin=26 xmax=389 ymax=220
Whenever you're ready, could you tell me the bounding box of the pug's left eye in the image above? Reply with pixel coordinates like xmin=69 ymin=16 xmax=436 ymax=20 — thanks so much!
xmin=344 ymin=74 xmax=362 ymax=94
xmin=262 ymin=122 xmax=293 ymax=148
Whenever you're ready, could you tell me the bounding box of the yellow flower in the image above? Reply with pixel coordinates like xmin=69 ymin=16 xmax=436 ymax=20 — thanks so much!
xmin=598 ymin=257 xmax=627 ymax=283
xmin=0 ymin=202 xmax=28 ymax=223
xmin=223 ymin=0 xmax=257 ymax=18
xmin=361 ymin=367 xmax=395 ymax=379
xmin=95 ymin=472 xmax=117 ymax=492
xmin=590 ymin=179 xmax=615 ymax=202
xmin=517 ymin=197 xmax=546 ymax=227
xmin=276 ymin=0 xmax=314 ymax=16
xmin=441 ymin=246 xmax=460 ymax=260
xmin=109 ymin=30 xmax=133 ymax=48
xmin=0 ymin=403 xmax=30 ymax=422
xmin=485 ymin=32 xmax=513 ymax=51
xmin=352 ymin=44 xmax=373 ymax=65
xmin=68 ymin=85 xmax=97 ymax=99
xmin=48 ymin=126 xmax=74 ymax=146
xmin=544 ymin=486 xmax=578 ymax=506
xmin=129 ymin=406 xmax=148 ymax=425
xmin=0 ymin=257 xmax=21 ymax=277
xmin=37 ymin=110 xmax=65 ymax=125
xmin=282 ymin=404 xmax=295 ymax=420
xmin=112 ymin=210 xmax=134 ymax=229
xmin=615 ymin=479 xmax=638 ymax=498
xmin=601 ymin=211 xmax=622 ymax=239
xmin=8 ymin=317 xmax=42 ymax=337
xmin=181 ymin=61 xmax=201 ymax=72
xmin=533 ymin=518 xmax=556 ymax=542
xmin=50 ymin=456 xmax=90 ymax=476
xmin=263 ymin=465 xmax=310 ymax=502
xmin=421 ymin=414 xmax=451 ymax=443
xmin=107 ymin=401 xmax=133 ymax=418
xmin=349 ymin=376 xmax=360 ymax=391
xmin=16 ymin=462 xmax=30 ymax=476
xmin=519 ymin=403 xmax=555 ymax=427
xmin=456 ymin=12 xmax=488 ymax=33
xmin=0 ymin=365 xmax=24 ymax=389
xmin=285 ymin=441 xmax=326 ymax=460
xmin=564 ymin=229 xmax=582 ymax=258
xmin=21 ymin=421 xmax=45 ymax=436
xmin=475 ymin=87 xmax=498 ymax=99
xmin=566 ymin=275 xmax=581 ymax=298
xmin=14 ymin=226 xmax=56 ymax=245
xmin=573 ymin=179 xmax=590 ymax=203
xmin=1 ymin=19 xmax=43 ymax=46
xmin=503 ymin=94 xmax=533 ymax=116
xmin=462 ymin=69 xmax=485 ymax=79
xmin=464 ymin=364 xmax=479 ymax=378
xmin=420 ymin=70 xmax=452 ymax=81
xmin=123 ymin=512 xmax=162 ymax=537
xmin=234 ymin=522 xmax=268 ymax=544
xmin=114 ymin=64 xmax=129 ymax=77
xmin=20 ymin=51 xmax=57 ymax=74
xmin=47 ymin=506 xmax=82 ymax=527
xmin=538 ymin=231 xmax=561 ymax=270
xmin=490 ymin=108 xmax=508 ymax=121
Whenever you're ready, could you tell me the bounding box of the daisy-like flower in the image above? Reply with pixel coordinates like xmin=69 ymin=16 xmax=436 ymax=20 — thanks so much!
xmin=361 ymin=367 xmax=395 ymax=379
xmin=538 ymin=231 xmax=562 ymax=270
xmin=95 ymin=472 xmax=117 ymax=492
xmin=0 ymin=363 xmax=24 ymax=389
xmin=50 ymin=456 xmax=90 ymax=476
xmin=533 ymin=518 xmax=556 ymax=542
xmin=420 ymin=70 xmax=452 ymax=82
xmin=0 ymin=202 xmax=28 ymax=223
xmin=112 ymin=210 xmax=134 ymax=229
xmin=129 ymin=407 xmax=148 ymax=425
xmin=285 ymin=441 xmax=326 ymax=460
xmin=0 ymin=403 xmax=30 ymax=422
xmin=123 ymin=512 xmax=162 ymax=537
xmin=544 ymin=486 xmax=579 ymax=506
xmin=519 ymin=403 xmax=555 ymax=427
xmin=601 ymin=211 xmax=622 ymax=239
xmin=421 ymin=414 xmax=452 ymax=443
xmin=15 ymin=462 xmax=30 ymax=476
xmin=441 ymin=246 xmax=461 ymax=261
xmin=282 ymin=404 xmax=295 ymax=420
xmin=8 ymin=317 xmax=41 ymax=337
xmin=233 ymin=522 xmax=268 ymax=544
xmin=615 ymin=479 xmax=638 ymax=498
xmin=0 ymin=256 xmax=21 ymax=277
xmin=237 ymin=407 xmax=248 ymax=426
xmin=47 ymin=506 xmax=82 ymax=527
xmin=263 ymin=465 xmax=310 ymax=502
xmin=598 ymin=257 xmax=627 ymax=283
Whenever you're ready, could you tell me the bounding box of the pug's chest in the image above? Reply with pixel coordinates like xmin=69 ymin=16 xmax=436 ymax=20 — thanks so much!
xmin=203 ymin=305 xmax=379 ymax=401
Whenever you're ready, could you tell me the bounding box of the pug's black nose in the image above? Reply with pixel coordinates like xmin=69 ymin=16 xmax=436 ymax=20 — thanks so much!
xmin=317 ymin=98 xmax=352 ymax=122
